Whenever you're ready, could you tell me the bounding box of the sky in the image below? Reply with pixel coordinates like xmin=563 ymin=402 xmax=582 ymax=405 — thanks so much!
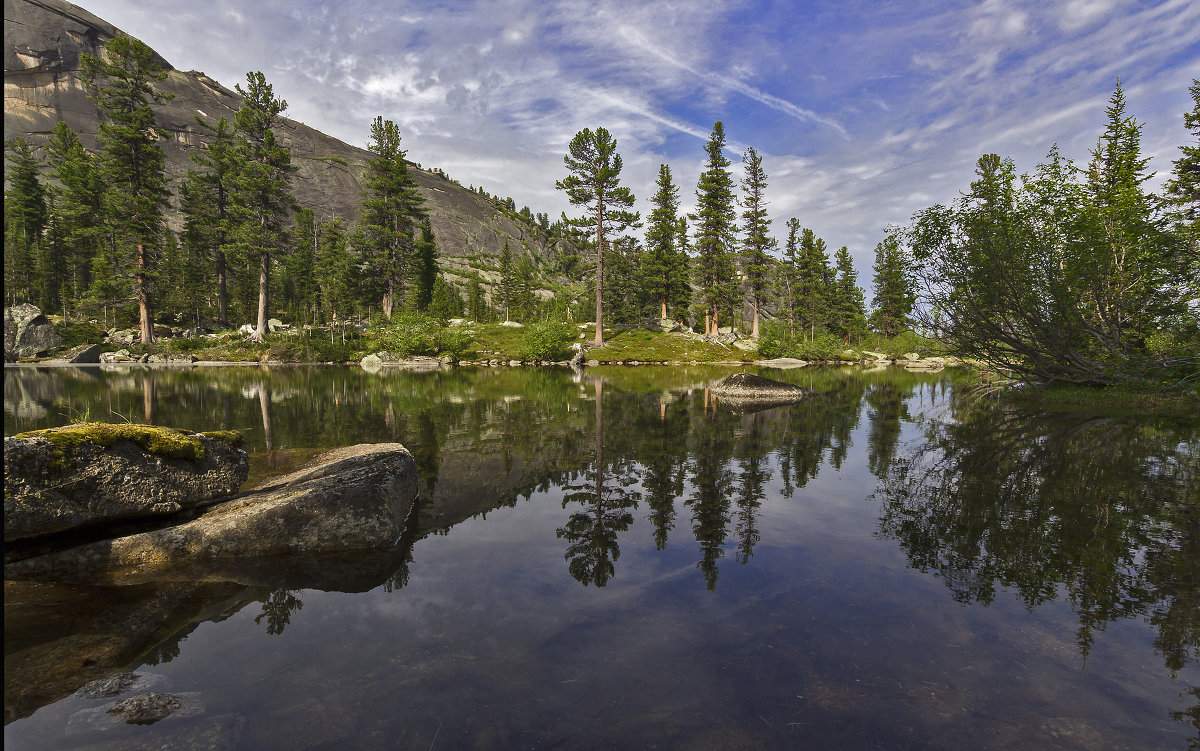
xmin=80 ymin=0 xmax=1200 ymax=284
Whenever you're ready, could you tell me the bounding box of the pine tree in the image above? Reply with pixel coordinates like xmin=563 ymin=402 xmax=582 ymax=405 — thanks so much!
xmin=694 ymin=122 xmax=739 ymax=335
xmin=868 ymin=234 xmax=915 ymax=337
xmin=555 ymin=127 xmax=639 ymax=345
xmin=644 ymin=163 xmax=682 ymax=319
xmin=81 ymin=36 xmax=173 ymax=343
xmin=795 ymin=228 xmax=832 ymax=339
xmin=1165 ymin=79 xmax=1199 ymax=286
xmin=466 ymin=278 xmax=488 ymax=322
xmin=355 ymin=116 xmax=426 ymax=318
xmin=778 ymin=218 xmax=802 ymax=335
xmin=44 ymin=123 xmax=104 ymax=316
xmin=314 ymin=218 xmax=354 ymax=321
xmin=428 ymin=276 xmax=464 ymax=319
xmin=282 ymin=207 xmax=318 ymax=323
xmin=3 ymin=138 xmax=47 ymax=307
xmin=512 ymin=254 xmax=538 ymax=321
xmin=411 ymin=220 xmax=438 ymax=312
xmin=497 ymin=239 xmax=515 ymax=321
xmin=185 ymin=116 xmax=240 ymax=325
xmin=740 ymin=147 xmax=775 ymax=338
xmin=231 ymin=71 xmax=295 ymax=340
xmin=830 ymin=246 xmax=867 ymax=343
xmin=671 ymin=217 xmax=693 ymax=326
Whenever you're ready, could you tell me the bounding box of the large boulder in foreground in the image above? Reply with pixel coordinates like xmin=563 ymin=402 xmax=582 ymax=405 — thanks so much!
xmin=711 ymin=373 xmax=817 ymax=412
xmin=4 ymin=303 xmax=63 ymax=359
xmin=4 ymin=424 xmax=248 ymax=542
xmin=4 ymin=444 xmax=419 ymax=585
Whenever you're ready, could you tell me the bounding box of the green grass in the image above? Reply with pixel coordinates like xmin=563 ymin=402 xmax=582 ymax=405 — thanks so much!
xmin=12 ymin=423 xmax=243 ymax=467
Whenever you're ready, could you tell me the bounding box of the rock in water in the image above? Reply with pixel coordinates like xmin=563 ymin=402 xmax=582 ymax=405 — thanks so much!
xmin=4 ymin=443 xmax=419 ymax=584
xmin=711 ymin=373 xmax=816 ymax=412
xmin=4 ymin=424 xmax=247 ymax=542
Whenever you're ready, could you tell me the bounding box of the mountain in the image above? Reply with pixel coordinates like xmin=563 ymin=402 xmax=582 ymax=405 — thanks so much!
xmin=3 ymin=0 xmax=563 ymax=287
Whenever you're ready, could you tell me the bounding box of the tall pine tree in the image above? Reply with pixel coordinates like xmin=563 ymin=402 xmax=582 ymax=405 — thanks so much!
xmin=869 ymin=234 xmax=915 ymax=337
xmin=3 ymin=138 xmax=47 ymax=308
xmin=740 ymin=147 xmax=775 ymax=338
xmin=44 ymin=123 xmax=104 ymax=316
xmin=81 ymin=36 xmax=173 ymax=343
xmin=694 ymin=122 xmax=738 ymax=335
xmin=643 ymin=164 xmax=688 ymax=320
xmin=556 ymin=127 xmax=638 ymax=345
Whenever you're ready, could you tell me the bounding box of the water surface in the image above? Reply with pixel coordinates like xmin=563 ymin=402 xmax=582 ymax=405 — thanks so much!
xmin=4 ymin=364 xmax=1197 ymax=749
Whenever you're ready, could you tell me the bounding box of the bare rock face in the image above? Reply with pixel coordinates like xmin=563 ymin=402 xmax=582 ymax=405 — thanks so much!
xmin=711 ymin=373 xmax=817 ymax=412
xmin=4 ymin=424 xmax=248 ymax=542
xmin=4 ymin=443 xmax=419 ymax=584
xmin=4 ymin=303 xmax=63 ymax=358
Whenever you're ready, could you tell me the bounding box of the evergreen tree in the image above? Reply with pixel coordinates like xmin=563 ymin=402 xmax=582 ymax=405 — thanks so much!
xmin=427 ymin=276 xmax=464 ymax=319
xmin=740 ymin=147 xmax=775 ymax=338
xmin=314 ymin=218 xmax=354 ymax=321
xmin=81 ymin=36 xmax=173 ymax=343
xmin=1165 ymin=79 xmax=1199 ymax=286
xmin=868 ymin=234 xmax=915 ymax=337
xmin=643 ymin=163 xmax=687 ymax=319
xmin=355 ymin=116 xmax=426 ymax=318
xmin=282 ymin=207 xmax=318 ymax=323
xmin=411 ymin=220 xmax=438 ymax=312
xmin=231 ymin=71 xmax=295 ymax=340
xmin=603 ymin=235 xmax=643 ymax=325
xmin=3 ymin=138 xmax=47 ymax=307
xmin=466 ymin=277 xmax=488 ymax=322
xmin=795 ymin=228 xmax=832 ymax=339
xmin=44 ymin=123 xmax=104 ymax=316
xmin=496 ymin=239 xmax=515 ymax=321
xmin=511 ymin=254 xmax=538 ymax=321
xmin=555 ymin=127 xmax=639 ymax=345
xmin=693 ymin=122 xmax=739 ymax=335
xmin=671 ymin=217 xmax=693 ymax=327
xmin=830 ymin=246 xmax=867 ymax=343
xmin=777 ymin=217 xmax=802 ymax=335
xmin=185 ymin=116 xmax=240 ymax=325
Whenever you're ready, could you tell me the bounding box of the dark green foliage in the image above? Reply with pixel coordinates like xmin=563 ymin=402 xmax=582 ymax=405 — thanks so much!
xmin=230 ymin=71 xmax=295 ymax=339
xmin=4 ymin=138 xmax=47 ymax=307
xmin=81 ymin=36 xmax=173 ymax=343
xmin=496 ymin=240 xmax=515 ymax=321
xmin=693 ymin=122 xmax=739 ymax=334
xmin=314 ymin=218 xmax=356 ymax=320
xmin=905 ymin=81 xmax=1197 ymax=388
xmin=521 ymin=321 xmax=575 ymax=360
xmin=739 ymin=147 xmax=775 ymax=338
xmin=368 ymin=312 xmax=470 ymax=357
xmin=412 ymin=221 xmax=439 ymax=312
xmin=830 ymin=246 xmax=868 ymax=342
xmin=556 ymin=127 xmax=639 ymax=345
xmin=796 ymin=227 xmax=833 ymax=338
xmin=355 ymin=116 xmax=426 ymax=318
xmin=282 ymin=208 xmax=318 ymax=323
xmin=868 ymin=234 xmax=915 ymax=338
xmin=428 ymin=276 xmax=464 ymax=319
xmin=603 ymin=236 xmax=644 ymax=326
xmin=642 ymin=164 xmax=690 ymax=320
xmin=510 ymin=254 xmax=538 ymax=322
xmin=44 ymin=122 xmax=105 ymax=317
xmin=182 ymin=116 xmax=240 ymax=325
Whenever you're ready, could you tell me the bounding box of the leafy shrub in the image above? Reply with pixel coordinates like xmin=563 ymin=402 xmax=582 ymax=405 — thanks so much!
xmin=367 ymin=313 xmax=473 ymax=357
xmin=756 ymin=321 xmax=794 ymax=359
xmin=521 ymin=321 xmax=575 ymax=360
xmin=54 ymin=320 xmax=106 ymax=349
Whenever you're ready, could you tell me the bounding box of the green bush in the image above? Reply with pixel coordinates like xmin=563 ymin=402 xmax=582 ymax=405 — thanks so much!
xmin=54 ymin=320 xmax=106 ymax=349
xmin=521 ymin=321 xmax=575 ymax=361
xmin=367 ymin=313 xmax=473 ymax=357
xmin=756 ymin=321 xmax=794 ymax=359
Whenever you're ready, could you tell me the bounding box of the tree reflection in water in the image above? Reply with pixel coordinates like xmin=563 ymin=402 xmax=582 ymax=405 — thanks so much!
xmin=874 ymin=391 xmax=1200 ymax=734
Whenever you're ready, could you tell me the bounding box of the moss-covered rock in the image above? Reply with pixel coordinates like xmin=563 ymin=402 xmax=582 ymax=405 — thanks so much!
xmin=4 ymin=424 xmax=247 ymax=542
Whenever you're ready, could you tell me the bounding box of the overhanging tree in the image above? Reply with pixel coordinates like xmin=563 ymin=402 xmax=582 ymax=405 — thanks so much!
xmin=556 ymin=127 xmax=638 ymax=346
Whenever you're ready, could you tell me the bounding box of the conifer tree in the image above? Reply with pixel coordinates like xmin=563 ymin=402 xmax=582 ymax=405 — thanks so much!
xmin=231 ymin=71 xmax=295 ymax=340
xmin=497 ymin=239 xmax=515 ymax=321
xmin=466 ymin=278 xmax=488 ymax=322
xmin=282 ymin=208 xmax=318 ymax=323
xmin=644 ymin=164 xmax=686 ymax=319
xmin=556 ymin=127 xmax=639 ymax=345
xmin=739 ymin=147 xmax=775 ymax=338
xmin=778 ymin=218 xmax=802 ymax=335
xmin=694 ymin=122 xmax=739 ymax=335
xmin=411 ymin=220 xmax=438 ymax=312
xmin=185 ymin=116 xmax=240 ymax=325
xmin=428 ymin=276 xmax=464 ymax=319
xmin=512 ymin=254 xmax=538 ymax=321
xmin=830 ymin=246 xmax=867 ymax=343
xmin=81 ymin=36 xmax=173 ymax=343
xmin=1165 ymin=79 xmax=1199 ymax=285
xmin=355 ymin=116 xmax=425 ymax=318
xmin=869 ymin=234 xmax=915 ymax=337
xmin=314 ymin=218 xmax=354 ymax=321
xmin=44 ymin=123 xmax=104 ymax=315
xmin=795 ymin=228 xmax=832 ymax=340
xmin=3 ymin=138 xmax=47 ymax=307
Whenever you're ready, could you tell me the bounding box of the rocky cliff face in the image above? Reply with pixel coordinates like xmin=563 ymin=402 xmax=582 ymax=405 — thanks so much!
xmin=3 ymin=0 xmax=559 ymax=276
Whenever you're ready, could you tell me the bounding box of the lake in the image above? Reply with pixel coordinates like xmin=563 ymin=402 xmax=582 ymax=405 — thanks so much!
xmin=3 ymin=363 xmax=1197 ymax=750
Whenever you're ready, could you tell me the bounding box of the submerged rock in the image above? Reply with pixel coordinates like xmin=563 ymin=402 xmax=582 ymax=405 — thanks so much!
xmin=4 ymin=443 xmax=419 ymax=584
xmin=4 ymin=424 xmax=247 ymax=542
xmin=711 ymin=373 xmax=817 ymax=412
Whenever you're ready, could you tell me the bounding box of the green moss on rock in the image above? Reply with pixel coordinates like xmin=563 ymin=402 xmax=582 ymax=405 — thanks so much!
xmin=12 ymin=423 xmax=242 ymax=464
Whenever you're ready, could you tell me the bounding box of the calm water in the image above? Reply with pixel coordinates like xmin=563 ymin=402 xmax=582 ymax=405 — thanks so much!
xmin=3 ymin=364 xmax=1198 ymax=750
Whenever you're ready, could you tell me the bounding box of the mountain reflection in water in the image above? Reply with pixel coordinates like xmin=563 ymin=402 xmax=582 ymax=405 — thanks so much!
xmin=3 ymin=364 xmax=1197 ymax=749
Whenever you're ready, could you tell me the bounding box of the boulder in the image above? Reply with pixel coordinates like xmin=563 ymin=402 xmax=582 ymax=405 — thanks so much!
xmin=44 ymin=343 xmax=102 ymax=364
xmin=710 ymin=373 xmax=817 ymax=412
xmin=4 ymin=424 xmax=247 ymax=542
xmin=499 ymin=320 xmax=524 ymax=328
xmin=4 ymin=443 xmax=419 ymax=584
xmin=732 ymin=339 xmax=758 ymax=351
xmin=267 ymin=318 xmax=285 ymax=332
xmin=755 ymin=357 xmax=808 ymax=369
xmin=100 ymin=349 xmax=136 ymax=363
xmin=107 ymin=328 xmax=140 ymax=346
xmin=642 ymin=318 xmax=683 ymax=333
xmin=4 ymin=303 xmax=63 ymax=358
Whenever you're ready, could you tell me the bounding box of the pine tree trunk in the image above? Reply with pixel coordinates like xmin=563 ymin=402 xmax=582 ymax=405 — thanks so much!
xmin=661 ymin=299 xmax=667 ymax=319
xmin=594 ymin=212 xmax=605 ymax=347
xmin=137 ymin=240 xmax=154 ymax=344
xmin=751 ymin=296 xmax=760 ymax=339
xmin=253 ymin=250 xmax=269 ymax=341
xmin=215 ymin=250 xmax=230 ymax=326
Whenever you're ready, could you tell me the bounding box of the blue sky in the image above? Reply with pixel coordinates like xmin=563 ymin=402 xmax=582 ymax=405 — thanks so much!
xmin=83 ymin=0 xmax=1199 ymax=284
